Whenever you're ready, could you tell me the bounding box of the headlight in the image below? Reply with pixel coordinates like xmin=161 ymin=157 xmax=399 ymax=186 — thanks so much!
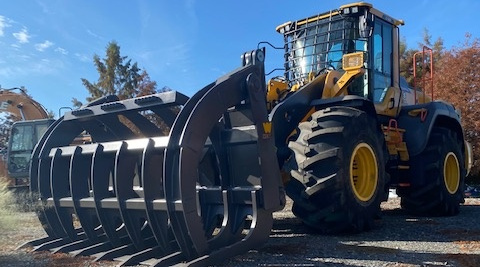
xmin=342 ymin=52 xmax=364 ymax=71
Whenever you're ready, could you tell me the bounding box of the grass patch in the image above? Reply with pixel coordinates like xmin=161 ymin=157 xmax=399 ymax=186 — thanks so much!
xmin=0 ymin=177 xmax=41 ymax=231
xmin=0 ymin=177 xmax=19 ymax=231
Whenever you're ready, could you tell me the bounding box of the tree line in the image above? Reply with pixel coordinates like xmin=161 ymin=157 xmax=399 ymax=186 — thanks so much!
xmin=400 ymin=30 xmax=480 ymax=181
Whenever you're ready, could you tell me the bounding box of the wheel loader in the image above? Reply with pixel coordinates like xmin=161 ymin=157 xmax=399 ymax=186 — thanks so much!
xmin=23 ymin=2 xmax=472 ymax=266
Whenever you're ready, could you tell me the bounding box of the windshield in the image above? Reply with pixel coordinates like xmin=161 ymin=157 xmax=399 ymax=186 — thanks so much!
xmin=10 ymin=125 xmax=34 ymax=152
xmin=7 ymin=120 xmax=52 ymax=176
xmin=283 ymin=14 xmax=366 ymax=85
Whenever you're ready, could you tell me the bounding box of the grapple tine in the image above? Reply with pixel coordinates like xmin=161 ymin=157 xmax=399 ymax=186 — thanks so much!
xmin=142 ymin=138 xmax=174 ymax=252
xmin=31 ymin=236 xmax=77 ymax=252
xmin=114 ymin=139 xmax=153 ymax=250
xmin=91 ymin=142 xmax=125 ymax=246
xmin=69 ymin=146 xmax=100 ymax=241
xmin=39 ymin=153 xmax=68 ymax=239
xmin=26 ymin=50 xmax=284 ymax=266
xmin=50 ymin=147 xmax=78 ymax=240
xmin=72 ymin=239 xmax=117 ymax=257
xmin=92 ymin=243 xmax=135 ymax=262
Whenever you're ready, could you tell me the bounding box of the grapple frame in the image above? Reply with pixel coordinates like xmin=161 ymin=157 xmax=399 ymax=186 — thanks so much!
xmin=22 ymin=49 xmax=285 ymax=266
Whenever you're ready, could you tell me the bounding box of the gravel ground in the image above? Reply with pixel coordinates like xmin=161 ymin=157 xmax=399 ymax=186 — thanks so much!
xmin=220 ymin=197 xmax=480 ymax=267
xmin=2 ymin=196 xmax=480 ymax=267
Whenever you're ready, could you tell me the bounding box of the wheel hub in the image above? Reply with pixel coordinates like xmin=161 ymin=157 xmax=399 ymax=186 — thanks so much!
xmin=444 ymin=152 xmax=460 ymax=194
xmin=350 ymin=143 xmax=378 ymax=202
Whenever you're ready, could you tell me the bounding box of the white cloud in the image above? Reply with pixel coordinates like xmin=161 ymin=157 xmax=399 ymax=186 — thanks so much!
xmin=86 ymin=29 xmax=102 ymax=40
xmin=0 ymin=57 xmax=64 ymax=79
xmin=36 ymin=0 xmax=53 ymax=14
xmin=13 ymin=28 xmax=30 ymax=43
xmin=35 ymin=40 xmax=54 ymax=51
xmin=74 ymin=53 xmax=90 ymax=62
xmin=31 ymin=58 xmax=58 ymax=75
xmin=55 ymin=47 xmax=68 ymax=55
xmin=13 ymin=54 xmax=31 ymax=62
xmin=0 ymin=66 xmax=16 ymax=77
xmin=0 ymin=16 xmax=11 ymax=37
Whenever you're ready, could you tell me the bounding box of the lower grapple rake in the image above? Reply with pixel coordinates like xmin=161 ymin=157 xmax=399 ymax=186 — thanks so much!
xmin=22 ymin=49 xmax=285 ymax=266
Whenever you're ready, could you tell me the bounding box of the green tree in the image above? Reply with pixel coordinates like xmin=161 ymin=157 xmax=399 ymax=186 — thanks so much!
xmin=399 ymin=37 xmax=417 ymax=86
xmin=0 ymin=114 xmax=15 ymax=158
xmin=75 ymin=41 xmax=157 ymax=107
xmin=136 ymin=70 xmax=158 ymax=97
xmin=421 ymin=28 xmax=444 ymax=59
xmin=399 ymin=28 xmax=444 ymax=88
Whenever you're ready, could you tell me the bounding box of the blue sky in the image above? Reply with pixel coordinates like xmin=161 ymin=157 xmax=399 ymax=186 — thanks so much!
xmin=0 ymin=0 xmax=478 ymax=117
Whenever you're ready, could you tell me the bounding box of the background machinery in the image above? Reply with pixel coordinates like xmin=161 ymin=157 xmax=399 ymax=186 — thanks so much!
xmin=24 ymin=2 xmax=472 ymax=266
xmin=0 ymin=87 xmax=53 ymax=189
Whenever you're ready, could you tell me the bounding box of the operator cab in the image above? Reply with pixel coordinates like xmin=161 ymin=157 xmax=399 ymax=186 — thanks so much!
xmin=7 ymin=118 xmax=54 ymax=179
xmin=276 ymin=2 xmax=404 ymax=108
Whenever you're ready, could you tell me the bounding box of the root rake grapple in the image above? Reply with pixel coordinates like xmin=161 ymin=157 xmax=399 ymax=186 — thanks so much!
xmin=22 ymin=49 xmax=285 ymax=266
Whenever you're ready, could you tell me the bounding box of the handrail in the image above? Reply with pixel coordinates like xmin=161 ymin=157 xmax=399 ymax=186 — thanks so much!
xmin=413 ymin=46 xmax=434 ymax=104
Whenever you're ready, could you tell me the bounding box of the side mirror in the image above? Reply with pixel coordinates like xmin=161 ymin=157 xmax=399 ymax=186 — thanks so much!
xmin=359 ymin=10 xmax=374 ymax=38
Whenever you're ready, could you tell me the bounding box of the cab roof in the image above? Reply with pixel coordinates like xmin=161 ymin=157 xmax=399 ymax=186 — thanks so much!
xmin=276 ymin=2 xmax=404 ymax=33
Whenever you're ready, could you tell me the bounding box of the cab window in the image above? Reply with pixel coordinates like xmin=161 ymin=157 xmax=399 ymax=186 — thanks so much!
xmin=372 ymin=19 xmax=393 ymax=102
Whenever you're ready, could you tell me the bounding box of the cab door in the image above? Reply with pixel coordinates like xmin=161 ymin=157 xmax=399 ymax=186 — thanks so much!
xmin=371 ymin=18 xmax=394 ymax=103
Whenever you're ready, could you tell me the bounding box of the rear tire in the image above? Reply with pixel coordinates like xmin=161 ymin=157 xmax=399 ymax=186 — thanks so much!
xmin=286 ymin=106 xmax=386 ymax=234
xmin=400 ymin=127 xmax=465 ymax=216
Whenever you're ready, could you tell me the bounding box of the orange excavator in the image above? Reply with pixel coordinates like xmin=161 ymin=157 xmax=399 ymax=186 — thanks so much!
xmin=0 ymin=87 xmax=53 ymax=189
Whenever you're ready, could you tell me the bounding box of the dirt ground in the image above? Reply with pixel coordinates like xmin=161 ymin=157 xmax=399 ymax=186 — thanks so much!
xmin=1 ymin=197 xmax=480 ymax=267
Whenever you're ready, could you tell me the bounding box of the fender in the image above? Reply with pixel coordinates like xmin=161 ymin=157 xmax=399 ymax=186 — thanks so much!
xmin=397 ymin=101 xmax=464 ymax=157
xmin=270 ymin=81 xmax=379 ymax=165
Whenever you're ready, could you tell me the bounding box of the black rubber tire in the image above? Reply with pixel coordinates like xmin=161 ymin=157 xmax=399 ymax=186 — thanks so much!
xmin=400 ymin=127 xmax=465 ymax=216
xmin=286 ymin=106 xmax=386 ymax=234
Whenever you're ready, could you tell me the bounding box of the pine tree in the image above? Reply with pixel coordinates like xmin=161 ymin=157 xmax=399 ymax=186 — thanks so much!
xmin=76 ymin=41 xmax=157 ymax=106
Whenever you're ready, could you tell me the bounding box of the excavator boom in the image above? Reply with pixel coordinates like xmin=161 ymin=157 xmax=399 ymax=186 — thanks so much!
xmin=0 ymin=88 xmax=48 ymax=120
xmin=0 ymin=88 xmax=52 ymax=187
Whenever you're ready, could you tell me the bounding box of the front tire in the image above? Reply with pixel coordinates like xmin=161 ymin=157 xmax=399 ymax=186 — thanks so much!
xmin=286 ymin=106 xmax=386 ymax=233
xmin=400 ymin=127 xmax=465 ymax=216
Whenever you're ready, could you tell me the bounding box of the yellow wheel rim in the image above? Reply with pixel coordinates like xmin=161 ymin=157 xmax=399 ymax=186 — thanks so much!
xmin=444 ymin=152 xmax=460 ymax=194
xmin=350 ymin=143 xmax=378 ymax=202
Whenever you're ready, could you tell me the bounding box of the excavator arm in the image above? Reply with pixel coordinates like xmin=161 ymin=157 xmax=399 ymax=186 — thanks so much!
xmin=0 ymin=88 xmax=52 ymax=186
xmin=0 ymin=88 xmax=48 ymax=120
